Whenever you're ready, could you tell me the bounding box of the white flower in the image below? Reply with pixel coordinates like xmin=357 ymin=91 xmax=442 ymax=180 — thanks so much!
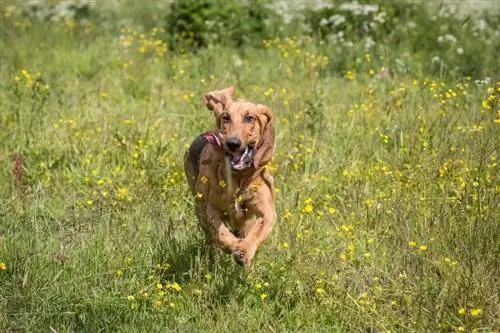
xmin=456 ymin=47 xmax=464 ymax=54
xmin=373 ymin=11 xmax=387 ymax=24
xmin=407 ymin=21 xmax=417 ymax=29
xmin=340 ymin=2 xmax=379 ymax=15
xmin=330 ymin=14 xmax=346 ymax=26
xmin=364 ymin=36 xmax=375 ymax=50
xmin=474 ymin=19 xmax=488 ymax=31
xmin=445 ymin=34 xmax=457 ymax=43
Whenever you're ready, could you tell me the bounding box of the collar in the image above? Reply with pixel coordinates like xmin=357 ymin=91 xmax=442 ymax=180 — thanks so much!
xmin=203 ymin=132 xmax=223 ymax=150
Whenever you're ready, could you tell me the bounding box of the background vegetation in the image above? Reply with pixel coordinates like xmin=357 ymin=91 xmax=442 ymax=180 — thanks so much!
xmin=1 ymin=0 xmax=498 ymax=332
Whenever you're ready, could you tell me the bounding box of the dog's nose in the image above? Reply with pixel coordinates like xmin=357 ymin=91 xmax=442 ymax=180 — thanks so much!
xmin=226 ymin=137 xmax=242 ymax=151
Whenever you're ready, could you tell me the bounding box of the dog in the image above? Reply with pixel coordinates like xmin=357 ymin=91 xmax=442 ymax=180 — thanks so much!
xmin=184 ymin=86 xmax=276 ymax=266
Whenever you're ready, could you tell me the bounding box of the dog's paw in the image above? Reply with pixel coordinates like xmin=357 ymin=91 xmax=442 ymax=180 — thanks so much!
xmin=232 ymin=249 xmax=247 ymax=266
xmin=232 ymin=243 xmax=256 ymax=267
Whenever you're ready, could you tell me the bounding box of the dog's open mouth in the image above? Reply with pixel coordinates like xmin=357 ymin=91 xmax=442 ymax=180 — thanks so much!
xmin=229 ymin=146 xmax=253 ymax=171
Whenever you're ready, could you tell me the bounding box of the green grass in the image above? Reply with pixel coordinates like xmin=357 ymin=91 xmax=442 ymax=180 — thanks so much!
xmin=1 ymin=2 xmax=499 ymax=332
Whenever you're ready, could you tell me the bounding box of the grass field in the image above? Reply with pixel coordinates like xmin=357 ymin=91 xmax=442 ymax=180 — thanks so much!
xmin=1 ymin=2 xmax=499 ymax=332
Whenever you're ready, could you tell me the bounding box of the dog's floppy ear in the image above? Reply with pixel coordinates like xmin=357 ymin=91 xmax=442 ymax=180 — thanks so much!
xmin=253 ymin=104 xmax=275 ymax=168
xmin=203 ymin=86 xmax=235 ymax=114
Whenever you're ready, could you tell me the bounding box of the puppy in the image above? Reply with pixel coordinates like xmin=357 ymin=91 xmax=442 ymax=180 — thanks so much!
xmin=184 ymin=86 xmax=276 ymax=266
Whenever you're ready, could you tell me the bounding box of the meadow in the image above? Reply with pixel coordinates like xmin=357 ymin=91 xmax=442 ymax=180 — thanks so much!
xmin=0 ymin=1 xmax=499 ymax=332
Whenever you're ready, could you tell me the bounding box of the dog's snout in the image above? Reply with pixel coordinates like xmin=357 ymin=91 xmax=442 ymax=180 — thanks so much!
xmin=226 ymin=137 xmax=242 ymax=151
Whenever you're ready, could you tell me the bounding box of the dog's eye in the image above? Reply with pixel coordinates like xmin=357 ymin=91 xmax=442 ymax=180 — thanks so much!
xmin=244 ymin=115 xmax=254 ymax=123
xmin=221 ymin=113 xmax=231 ymax=124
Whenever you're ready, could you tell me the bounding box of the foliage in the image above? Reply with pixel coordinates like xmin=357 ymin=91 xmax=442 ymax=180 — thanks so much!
xmin=1 ymin=1 xmax=499 ymax=332
xmin=165 ymin=0 xmax=283 ymax=49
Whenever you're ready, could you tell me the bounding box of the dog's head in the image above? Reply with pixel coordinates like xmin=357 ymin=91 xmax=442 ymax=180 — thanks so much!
xmin=203 ymin=86 xmax=275 ymax=171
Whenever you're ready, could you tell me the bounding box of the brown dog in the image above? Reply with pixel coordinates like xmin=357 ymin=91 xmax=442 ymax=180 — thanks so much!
xmin=184 ymin=86 xmax=276 ymax=266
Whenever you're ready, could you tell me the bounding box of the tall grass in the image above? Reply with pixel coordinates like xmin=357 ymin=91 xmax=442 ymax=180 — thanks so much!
xmin=1 ymin=1 xmax=498 ymax=332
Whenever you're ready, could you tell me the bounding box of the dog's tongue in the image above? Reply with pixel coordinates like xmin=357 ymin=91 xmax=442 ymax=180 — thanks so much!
xmin=231 ymin=147 xmax=252 ymax=170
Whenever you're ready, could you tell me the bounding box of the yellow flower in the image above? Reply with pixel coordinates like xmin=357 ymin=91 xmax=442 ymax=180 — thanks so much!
xmin=457 ymin=326 xmax=465 ymax=332
xmin=0 ymin=262 xmax=6 ymax=270
xmin=470 ymin=308 xmax=482 ymax=317
xmin=260 ymin=293 xmax=268 ymax=300
xmin=219 ymin=180 xmax=226 ymax=188
xmin=302 ymin=204 xmax=314 ymax=214
xmin=127 ymin=295 xmax=135 ymax=301
xmin=419 ymin=245 xmax=428 ymax=251
xmin=200 ymin=175 xmax=208 ymax=183
xmin=458 ymin=308 xmax=466 ymax=315
xmin=316 ymin=288 xmax=326 ymax=295
xmin=170 ymin=282 xmax=182 ymax=292
xmin=408 ymin=241 xmax=417 ymax=247
xmin=264 ymin=88 xmax=274 ymax=97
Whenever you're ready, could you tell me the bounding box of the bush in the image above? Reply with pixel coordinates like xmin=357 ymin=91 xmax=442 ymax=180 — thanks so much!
xmin=165 ymin=0 xmax=283 ymax=49
xmin=300 ymin=1 xmax=500 ymax=78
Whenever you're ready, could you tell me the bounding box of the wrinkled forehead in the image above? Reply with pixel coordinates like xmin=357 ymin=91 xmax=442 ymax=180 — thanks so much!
xmin=226 ymin=101 xmax=259 ymax=115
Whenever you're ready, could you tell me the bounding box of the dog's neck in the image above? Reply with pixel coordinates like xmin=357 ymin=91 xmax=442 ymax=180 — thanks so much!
xmin=223 ymin=155 xmax=259 ymax=193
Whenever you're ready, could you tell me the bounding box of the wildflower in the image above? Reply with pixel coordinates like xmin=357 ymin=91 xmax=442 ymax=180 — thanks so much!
xmin=419 ymin=245 xmax=428 ymax=251
xmin=156 ymin=283 xmax=163 ymax=289
xmin=154 ymin=300 xmax=162 ymax=307
xmin=457 ymin=327 xmax=465 ymax=332
xmin=302 ymin=204 xmax=314 ymax=214
xmin=458 ymin=308 xmax=466 ymax=315
xmin=127 ymin=295 xmax=135 ymax=301
xmin=116 ymin=187 xmax=132 ymax=201
xmin=348 ymin=243 xmax=355 ymax=252
xmin=316 ymin=288 xmax=325 ymax=295
xmin=219 ymin=180 xmax=226 ymax=188
xmin=115 ymin=270 xmax=123 ymax=276
xmin=200 ymin=175 xmax=208 ymax=183
xmin=0 ymin=262 xmax=6 ymax=270
xmin=264 ymin=88 xmax=274 ymax=97
xmin=344 ymin=70 xmax=355 ymax=80
xmin=408 ymin=241 xmax=417 ymax=247
xmin=470 ymin=308 xmax=482 ymax=317
xmin=260 ymin=293 xmax=268 ymax=300
xmin=169 ymin=282 xmax=182 ymax=292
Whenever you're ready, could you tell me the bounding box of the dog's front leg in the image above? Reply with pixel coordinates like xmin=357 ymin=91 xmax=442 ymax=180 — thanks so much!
xmin=233 ymin=199 xmax=276 ymax=266
xmin=206 ymin=204 xmax=240 ymax=254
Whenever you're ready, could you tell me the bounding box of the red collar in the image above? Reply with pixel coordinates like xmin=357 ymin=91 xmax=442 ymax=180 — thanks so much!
xmin=204 ymin=132 xmax=223 ymax=150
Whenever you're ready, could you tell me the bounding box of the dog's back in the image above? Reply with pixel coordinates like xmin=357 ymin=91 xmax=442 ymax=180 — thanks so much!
xmin=184 ymin=134 xmax=210 ymax=195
